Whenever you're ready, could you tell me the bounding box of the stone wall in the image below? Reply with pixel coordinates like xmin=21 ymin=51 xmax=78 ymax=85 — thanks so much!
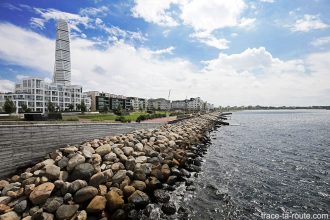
xmin=0 ymin=122 xmax=163 ymax=178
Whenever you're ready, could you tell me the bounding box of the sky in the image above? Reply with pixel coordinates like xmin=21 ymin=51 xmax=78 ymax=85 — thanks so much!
xmin=0 ymin=0 xmax=329 ymax=107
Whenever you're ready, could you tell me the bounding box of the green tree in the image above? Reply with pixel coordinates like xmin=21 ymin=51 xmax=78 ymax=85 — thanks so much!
xmin=21 ymin=103 xmax=31 ymax=113
xmin=68 ymin=103 xmax=74 ymax=111
xmin=80 ymin=101 xmax=87 ymax=113
xmin=47 ymin=101 xmax=56 ymax=112
xmin=4 ymin=98 xmax=16 ymax=114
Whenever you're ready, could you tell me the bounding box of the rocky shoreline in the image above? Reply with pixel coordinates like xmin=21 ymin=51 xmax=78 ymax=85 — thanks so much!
xmin=0 ymin=112 xmax=223 ymax=220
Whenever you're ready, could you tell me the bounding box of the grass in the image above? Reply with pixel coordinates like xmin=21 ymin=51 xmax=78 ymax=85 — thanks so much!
xmin=77 ymin=112 xmax=149 ymax=122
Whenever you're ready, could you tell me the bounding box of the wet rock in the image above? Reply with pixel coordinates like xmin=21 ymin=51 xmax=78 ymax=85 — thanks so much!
xmin=0 ymin=197 xmax=11 ymax=205
xmin=128 ymin=190 xmax=149 ymax=208
xmin=75 ymin=210 xmax=87 ymax=220
xmin=95 ymin=144 xmax=111 ymax=156
xmin=0 ymin=211 xmax=20 ymax=220
xmin=44 ymin=165 xmax=60 ymax=180
xmin=63 ymin=193 xmax=72 ymax=203
xmin=103 ymin=169 xmax=113 ymax=181
xmin=166 ymin=176 xmax=177 ymax=185
xmin=86 ymin=196 xmax=106 ymax=213
xmin=162 ymin=202 xmax=176 ymax=215
xmin=74 ymin=186 xmax=98 ymax=203
xmin=110 ymin=209 xmax=126 ymax=220
xmin=57 ymin=157 xmax=68 ymax=170
xmin=133 ymin=169 xmax=146 ymax=181
xmin=106 ymin=190 xmax=124 ymax=212
xmin=103 ymin=152 xmax=117 ymax=161
xmin=29 ymin=182 xmax=55 ymax=205
xmin=67 ymin=154 xmax=85 ymax=171
xmin=70 ymin=163 xmax=94 ymax=181
xmin=112 ymin=170 xmax=126 ymax=185
xmin=131 ymin=181 xmax=146 ymax=191
xmin=154 ymin=189 xmax=170 ymax=203
xmin=123 ymin=186 xmax=135 ymax=197
xmin=56 ymin=204 xmax=79 ymax=219
xmin=42 ymin=197 xmax=63 ymax=213
xmin=89 ymin=172 xmax=105 ymax=187
xmin=14 ymin=199 xmax=27 ymax=213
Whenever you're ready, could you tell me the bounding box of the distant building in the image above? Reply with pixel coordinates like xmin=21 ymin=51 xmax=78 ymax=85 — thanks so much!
xmin=147 ymin=98 xmax=171 ymax=111
xmin=0 ymin=19 xmax=91 ymax=113
xmin=171 ymin=97 xmax=215 ymax=112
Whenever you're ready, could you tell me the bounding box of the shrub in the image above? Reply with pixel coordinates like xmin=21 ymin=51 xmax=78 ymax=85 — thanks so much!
xmin=4 ymin=98 xmax=16 ymax=114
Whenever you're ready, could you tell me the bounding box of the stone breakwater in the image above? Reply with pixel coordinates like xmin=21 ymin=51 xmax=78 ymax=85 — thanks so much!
xmin=0 ymin=112 xmax=222 ymax=220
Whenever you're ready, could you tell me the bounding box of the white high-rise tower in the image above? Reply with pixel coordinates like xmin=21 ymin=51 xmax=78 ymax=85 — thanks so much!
xmin=53 ymin=19 xmax=71 ymax=85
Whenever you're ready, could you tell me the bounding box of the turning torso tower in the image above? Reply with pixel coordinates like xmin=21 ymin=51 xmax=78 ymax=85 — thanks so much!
xmin=53 ymin=19 xmax=71 ymax=85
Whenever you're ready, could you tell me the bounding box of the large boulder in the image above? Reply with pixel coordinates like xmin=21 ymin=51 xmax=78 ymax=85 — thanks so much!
xmin=95 ymin=144 xmax=112 ymax=156
xmin=56 ymin=204 xmax=79 ymax=219
xmin=67 ymin=154 xmax=85 ymax=171
xmin=70 ymin=163 xmax=94 ymax=181
xmin=105 ymin=190 xmax=124 ymax=212
xmin=44 ymin=165 xmax=60 ymax=180
xmin=89 ymin=172 xmax=105 ymax=187
xmin=0 ymin=211 xmax=20 ymax=220
xmin=128 ymin=190 xmax=149 ymax=208
xmin=86 ymin=196 xmax=106 ymax=213
xmin=29 ymin=182 xmax=55 ymax=205
xmin=74 ymin=186 xmax=98 ymax=203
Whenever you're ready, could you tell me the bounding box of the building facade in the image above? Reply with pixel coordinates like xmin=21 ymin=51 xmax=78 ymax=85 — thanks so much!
xmin=0 ymin=20 xmax=91 ymax=113
xmin=147 ymin=98 xmax=171 ymax=111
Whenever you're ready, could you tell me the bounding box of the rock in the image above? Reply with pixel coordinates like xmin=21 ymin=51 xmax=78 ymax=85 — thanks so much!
xmin=95 ymin=144 xmax=112 ymax=156
xmin=112 ymin=170 xmax=126 ymax=185
xmin=58 ymin=171 xmax=68 ymax=181
xmin=111 ymin=163 xmax=125 ymax=173
xmin=122 ymin=147 xmax=134 ymax=156
xmin=123 ymin=186 xmax=135 ymax=197
xmin=70 ymin=163 xmax=94 ymax=181
xmin=112 ymin=147 xmax=124 ymax=157
xmin=125 ymin=159 xmax=136 ymax=171
xmin=0 ymin=197 xmax=11 ymax=205
xmin=81 ymin=146 xmax=95 ymax=158
xmin=68 ymin=180 xmax=87 ymax=194
xmin=168 ymin=140 xmax=176 ymax=147
xmin=62 ymin=146 xmax=78 ymax=154
xmin=89 ymin=172 xmax=105 ymax=187
xmin=162 ymin=202 xmax=176 ymax=215
xmin=104 ymin=152 xmax=117 ymax=161
xmin=98 ymin=185 xmax=107 ymax=196
xmin=0 ymin=211 xmax=20 ymax=220
xmin=135 ymin=156 xmax=147 ymax=164
xmin=24 ymin=184 xmax=35 ymax=196
xmin=0 ymin=181 xmax=9 ymax=191
xmin=74 ymin=186 xmax=98 ymax=203
xmin=32 ymin=211 xmax=54 ymax=220
xmin=57 ymin=157 xmax=68 ymax=169
xmin=14 ymin=199 xmax=27 ymax=213
xmin=86 ymin=196 xmax=106 ymax=213
xmin=110 ymin=209 xmax=126 ymax=220
xmin=103 ymin=169 xmax=113 ymax=181
xmin=44 ymin=165 xmax=60 ymax=180
xmin=21 ymin=172 xmax=33 ymax=180
xmin=154 ymin=189 xmax=170 ymax=203
xmin=42 ymin=197 xmax=63 ymax=213
xmin=56 ymin=204 xmax=79 ymax=219
xmin=75 ymin=210 xmax=87 ymax=220
xmin=146 ymin=177 xmax=161 ymax=190
xmin=161 ymin=164 xmax=171 ymax=180
xmin=133 ymin=169 xmax=146 ymax=181
xmin=131 ymin=181 xmax=146 ymax=191
xmin=105 ymin=190 xmax=124 ymax=212
xmin=29 ymin=182 xmax=55 ymax=205
xmin=67 ymin=154 xmax=85 ymax=171
xmin=0 ymin=204 xmax=11 ymax=214
xmin=134 ymin=143 xmax=143 ymax=151
xmin=1 ymin=183 xmax=20 ymax=196
xmin=128 ymin=190 xmax=149 ymax=208
xmin=41 ymin=159 xmax=55 ymax=167
xmin=63 ymin=193 xmax=72 ymax=203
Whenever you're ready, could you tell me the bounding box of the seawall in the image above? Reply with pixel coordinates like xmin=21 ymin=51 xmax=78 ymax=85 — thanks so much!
xmin=0 ymin=123 xmax=163 ymax=178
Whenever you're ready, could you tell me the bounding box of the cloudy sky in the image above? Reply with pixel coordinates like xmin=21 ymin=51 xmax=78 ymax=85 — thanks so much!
xmin=0 ymin=0 xmax=329 ymax=106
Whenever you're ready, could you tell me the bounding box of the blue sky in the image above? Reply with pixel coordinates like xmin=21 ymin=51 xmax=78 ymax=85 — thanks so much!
xmin=0 ymin=0 xmax=330 ymax=106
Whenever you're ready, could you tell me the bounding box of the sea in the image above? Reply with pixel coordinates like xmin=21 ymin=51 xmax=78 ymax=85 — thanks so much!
xmin=173 ymin=110 xmax=330 ymax=220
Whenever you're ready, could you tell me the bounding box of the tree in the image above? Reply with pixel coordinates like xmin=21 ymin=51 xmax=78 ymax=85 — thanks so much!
xmin=47 ymin=101 xmax=56 ymax=112
xmin=21 ymin=103 xmax=31 ymax=113
xmin=68 ymin=104 xmax=74 ymax=111
xmin=4 ymin=98 xmax=16 ymax=114
xmin=80 ymin=101 xmax=87 ymax=113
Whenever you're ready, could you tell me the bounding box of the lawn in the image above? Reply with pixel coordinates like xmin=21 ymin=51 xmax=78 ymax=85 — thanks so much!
xmin=77 ymin=112 xmax=149 ymax=121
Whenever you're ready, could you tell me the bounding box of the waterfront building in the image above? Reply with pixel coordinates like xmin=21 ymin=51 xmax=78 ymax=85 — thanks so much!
xmin=147 ymin=98 xmax=171 ymax=111
xmin=0 ymin=19 xmax=91 ymax=113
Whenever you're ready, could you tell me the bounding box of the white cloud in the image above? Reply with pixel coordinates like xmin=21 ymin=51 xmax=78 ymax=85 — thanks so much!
xmin=0 ymin=80 xmax=15 ymax=93
xmin=180 ymin=0 xmax=251 ymax=32
xmin=260 ymin=0 xmax=275 ymax=3
xmin=190 ymin=32 xmax=229 ymax=49
xmin=311 ymin=36 xmax=330 ymax=47
xmin=290 ymin=14 xmax=329 ymax=32
xmin=1 ymin=22 xmax=330 ymax=106
xmin=150 ymin=46 xmax=175 ymax=55
xmin=79 ymin=6 xmax=109 ymax=17
xmin=131 ymin=0 xmax=180 ymax=27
